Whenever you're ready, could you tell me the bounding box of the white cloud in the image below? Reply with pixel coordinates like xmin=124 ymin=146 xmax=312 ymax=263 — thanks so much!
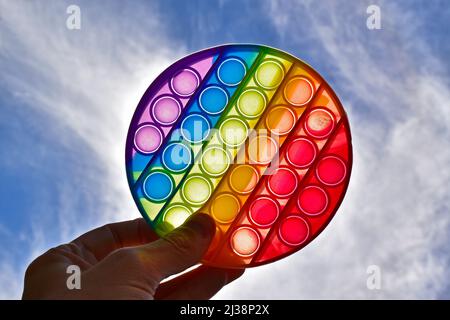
xmin=215 ymin=0 xmax=450 ymax=299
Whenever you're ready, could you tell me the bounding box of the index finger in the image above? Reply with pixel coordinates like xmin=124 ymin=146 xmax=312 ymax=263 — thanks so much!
xmin=72 ymin=218 xmax=158 ymax=261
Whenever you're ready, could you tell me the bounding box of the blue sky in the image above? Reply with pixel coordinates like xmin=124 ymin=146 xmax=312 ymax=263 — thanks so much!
xmin=0 ymin=0 xmax=449 ymax=299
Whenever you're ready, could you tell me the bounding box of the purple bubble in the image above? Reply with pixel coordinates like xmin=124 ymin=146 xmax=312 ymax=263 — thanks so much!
xmin=170 ymin=68 xmax=199 ymax=97
xmin=152 ymin=96 xmax=181 ymax=125
xmin=134 ymin=124 xmax=162 ymax=154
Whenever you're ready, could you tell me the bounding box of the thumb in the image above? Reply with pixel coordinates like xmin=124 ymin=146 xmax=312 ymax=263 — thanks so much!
xmin=140 ymin=213 xmax=216 ymax=280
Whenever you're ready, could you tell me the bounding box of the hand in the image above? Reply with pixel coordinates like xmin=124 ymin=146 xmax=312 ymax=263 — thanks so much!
xmin=22 ymin=213 xmax=244 ymax=299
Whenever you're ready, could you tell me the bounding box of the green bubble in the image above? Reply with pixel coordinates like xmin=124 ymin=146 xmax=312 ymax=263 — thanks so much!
xmin=163 ymin=205 xmax=192 ymax=228
xmin=182 ymin=175 xmax=212 ymax=205
xmin=237 ymin=89 xmax=267 ymax=118
xmin=219 ymin=117 xmax=248 ymax=147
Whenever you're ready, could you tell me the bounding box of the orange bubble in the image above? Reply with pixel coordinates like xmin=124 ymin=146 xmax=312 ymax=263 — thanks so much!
xmin=211 ymin=193 xmax=241 ymax=224
xmin=248 ymin=135 xmax=278 ymax=165
xmin=229 ymin=165 xmax=259 ymax=194
xmin=284 ymin=77 xmax=314 ymax=106
xmin=265 ymin=106 xmax=296 ymax=135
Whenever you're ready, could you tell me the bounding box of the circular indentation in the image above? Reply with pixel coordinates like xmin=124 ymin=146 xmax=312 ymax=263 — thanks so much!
xmin=181 ymin=175 xmax=212 ymax=205
xmin=151 ymin=96 xmax=181 ymax=126
xmin=267 ymin=167 xmax=298 ymax=197
xmin=248 ymin=135 xmax=278 ymax=165
xmin=304 ymin=108 xmax=335 ymax=139
xmin=211 ymin=193 xmax=240 ymax=224
xmin=181 ymin=113 xmax=210 ymax=143
xmin=219 ymin=117 xmax=248 ymax=147
xmin=316 ymin=156 xmax=347 ymax=186
xmin=134 ymin=124 xmax=163 ymax=154
xmin=200 ymin=146 xmax=230 ymax=177
xmin=143 ymin=171 xmax=173 ymax=202
xmin=162 ymin=142 xmax=192 ymax=173
xmin=278 ymin=216 xmax=310 ymax=246
xmin=297 ymin=186 xmax=328 ymax=216
xmin=230 ymin=226 xmax=260 ymax=257
xmin=217 ymin=58 xmax=246 ymax=86
xmin=170 ymin=68 xmax=200 ymax=97
xmin=284 ymin=77 xmax=314 ymax=106
xmin=163 ymin=204 xmax=192 ymax=228
xmin=265 ymin=106 xmax=296 ymax=135
xmin=229 ymin=165 xmax=259 ymax=194
xmin=237 ymin=89 xmax=266 ymax=119
xmin=286 ymin=138 xmax=317 ymax=168
xmin=199 ymin=86 xmax=229 ymax=115
xmin=249 ymin=197 xmax=279 ymax=227
xmin=255 ymin=60 xmax=284 ymax=89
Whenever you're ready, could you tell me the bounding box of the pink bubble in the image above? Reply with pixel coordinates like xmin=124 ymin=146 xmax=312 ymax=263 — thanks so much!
xmin=170 ymin=68 xmax=200 ymax=97
xmin=134 ymin=124 xmax=162 ymax=154
xmin=152 ymin=96 xmax=181 ymax=125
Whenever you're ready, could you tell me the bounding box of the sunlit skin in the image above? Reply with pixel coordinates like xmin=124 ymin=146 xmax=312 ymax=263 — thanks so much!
xmin=22 ymin=214 xmax=244 ymax=299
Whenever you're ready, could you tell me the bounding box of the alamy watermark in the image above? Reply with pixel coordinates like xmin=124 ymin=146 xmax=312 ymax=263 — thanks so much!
xmin=66 ymin=265 xmax=81 ymax=290
xmin=366 ymin=265 xmax=381 ymax=290
xmin=366 ymin=5 xmax=381 ymax=30
xmin=66 ymin=5 xmax=81 ymax=30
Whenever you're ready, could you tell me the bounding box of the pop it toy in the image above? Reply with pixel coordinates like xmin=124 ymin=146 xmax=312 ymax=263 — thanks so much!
xmin=125 ymin=44 xmax=352 ymax=268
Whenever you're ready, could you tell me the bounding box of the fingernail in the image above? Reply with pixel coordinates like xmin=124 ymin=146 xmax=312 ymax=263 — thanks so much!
xmin=184 ymin=213 xmax=216 ymax=239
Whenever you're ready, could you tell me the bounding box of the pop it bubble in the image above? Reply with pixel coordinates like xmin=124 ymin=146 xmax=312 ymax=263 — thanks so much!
xmin=125 ymin=44 xmax=352 ymax=268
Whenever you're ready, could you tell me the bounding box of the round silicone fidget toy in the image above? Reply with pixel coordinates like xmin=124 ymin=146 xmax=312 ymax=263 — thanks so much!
xmin=125 ymin=44 xmax=352 ymax=268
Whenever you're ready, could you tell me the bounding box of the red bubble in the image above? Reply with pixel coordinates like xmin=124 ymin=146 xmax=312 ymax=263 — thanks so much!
xmin=297 ymin=186 xmax=328 ymax=216
xmin=286 ymin=138 xmax=317 ymax=168
xmin=278 ymin=216 xmax=310 ymax=246
xmin=316 ymin=156 xmax=346 ymax=186
xmin=267 ymin=167 xmax=298 ymax=197
xmin=249 ymin=197 xmax=279 ymax=227
xmin=304 ymin=108 xmax=334 ymax=139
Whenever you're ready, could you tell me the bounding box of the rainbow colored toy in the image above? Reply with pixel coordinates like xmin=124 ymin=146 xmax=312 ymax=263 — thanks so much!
xmin=125 ymin=44 xmax=352 ymax=268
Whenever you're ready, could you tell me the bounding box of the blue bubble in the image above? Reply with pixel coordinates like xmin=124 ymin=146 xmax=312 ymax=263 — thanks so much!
xmin=217 ymin=58 xmax=246 ymax=86
xmin=181 ymin=113 xmax=210 ymax=143
xmin=162 ymin=143 xmax=192 ymax=172
xmin=199 ymin=86 xmax=228 ymax=115
xmin=143 ymin=171 xmax=173 ymax=201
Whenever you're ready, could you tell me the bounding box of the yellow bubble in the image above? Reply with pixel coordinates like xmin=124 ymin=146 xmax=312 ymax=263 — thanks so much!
xmin=163 ymin=205 xmax=192 ymax=228
xmin=201 ymin=147 xmax=230 ymax=176
xmin=182 ymin=175 xmax=212 ymax=205
xmin=237 ymin=89 xmax=266 ymax=118
xmin=211 ymin=193 xmax=240 ymax=224
xmin=219 ymin=117 xmax=248 ymax=147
